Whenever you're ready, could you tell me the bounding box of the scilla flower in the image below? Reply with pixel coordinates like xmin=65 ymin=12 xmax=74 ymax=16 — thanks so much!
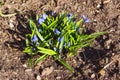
xmin=67 ymin=13 xmax=72 ymax=19
xmin=41 ymin=14 xmax=47 ymax=20
xmin=54 ymin=29 xmax=61 ymax=35
xmin=32 ymin=34 xmax=38 ymax=42
xmin=38 ymin=18 xmax=45 ymax=24
xmin=38 ymin=14 xmax=48 ymax=24
xmin=82 ymin=15 xmax=90 ymax=23
xmin=58 ymin=37 xmax=64 ymax=42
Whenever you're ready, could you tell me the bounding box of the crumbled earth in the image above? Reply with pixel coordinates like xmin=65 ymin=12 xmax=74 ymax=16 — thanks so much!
xmin=0 ymin=0 xmax=120 ymax=80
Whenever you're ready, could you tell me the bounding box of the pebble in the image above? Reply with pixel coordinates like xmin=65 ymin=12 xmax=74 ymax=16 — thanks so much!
xmin=25 ymin=69 xmax=32 ymax=72
xmin=9 ymin=20 xmax=14 ymax=29
xmin=36 ymin=75 xmax=41 ymax=80
xmin=91 ymin=73 xmax=95 ymax=78
xmin=97 ymin=4 xmax=101 ymax=9
xmin=103 ymin=0 xmax=111 ymax=4
xmin=41 ymin=66 xmax=54 ymax=76
xmin=106 ymin=39 xmax=112 ymax=49
xmin=23 ymin=64 xmax=27 ymax=68
xmin=56 ymin=76 xmax=61 ymax=79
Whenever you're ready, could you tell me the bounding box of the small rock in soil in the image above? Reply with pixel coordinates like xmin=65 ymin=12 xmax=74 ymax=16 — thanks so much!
xmin=41 ymin=66 xmax=54 ymax=77
xmin=23 ymin=64 xmax=27 ymax=68
xmin=36 ymin=75 xmax=41 ymax=80
xmin=25 ymin=69 xmax=32 ymax=72
xmin=105 ymin=39 xmax=112 ymax=49
xmin=91 ymin=73 xmax=95 ymax=78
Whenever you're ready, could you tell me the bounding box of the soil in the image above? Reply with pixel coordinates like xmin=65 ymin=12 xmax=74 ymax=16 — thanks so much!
xmin=0 ymin=0 xmax=120 ymax=80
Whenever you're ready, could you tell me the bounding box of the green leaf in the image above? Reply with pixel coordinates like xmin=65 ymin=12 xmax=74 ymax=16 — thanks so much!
xmin=35 ymin=54 xmax=48 ymax=64
xmin=75 ymin=19 xmax=83 ymax=28
xmin=29 ymin=19 xmax=36 ymax=30
xmin=36 ymin=29 xmax=44 ymax=41
xmin=25 ymin=34 xmax=31 ymax=46
xmin=23 ymin=47 xmax=32 ymax=54
xmin=37 ymin=47 xmax=57 ymax=55
xmin=59 ymin=58 xmax=74 ymax=72
xmin=36 ymin=14 xmax=39 ymax=21
xmin=28 ymin=58 xmax=33 ymax=67
xmin=59 ymin=36 xmax=64 ymax=53
xmin=47 ymin=17 xmax=58 ymax=29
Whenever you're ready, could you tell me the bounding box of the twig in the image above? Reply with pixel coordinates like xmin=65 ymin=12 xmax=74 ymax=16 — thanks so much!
xmin=0 ymin=10 xmax=16 ymax=17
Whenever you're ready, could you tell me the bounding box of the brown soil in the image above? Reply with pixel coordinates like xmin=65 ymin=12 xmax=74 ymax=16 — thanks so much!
xmin=0 ymin=0 xmax=120 ymax=80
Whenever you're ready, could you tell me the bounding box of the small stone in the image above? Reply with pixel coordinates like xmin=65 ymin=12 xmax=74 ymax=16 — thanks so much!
xmin=25 ymin=69 xmax=32 ymax=72
xmin=36 ymin=75 xmax=41 ymax=80
xmin=91 ymin=73 xmax=95 ymax=78
xmin=97 ymin=4 xmax=101 ymax=9
xmin=103 ymin=0 xmax=111 ymax=4
xmin=41 ymin=66 xmax=54 ymax=76
xmin=9 ymin=20 xmax=14 ymax=29
xmin=56 ymin=76 xmax=61 ymax=79
xmin=99 ymin=69 xmax=106 ymax=76
xmin=106 ymin=39 xmax=112 ymax=49
xmin=105 ymin=58 xmax=109 ymax=63
xmin=23 ymin=64 xmax=27 ymax=68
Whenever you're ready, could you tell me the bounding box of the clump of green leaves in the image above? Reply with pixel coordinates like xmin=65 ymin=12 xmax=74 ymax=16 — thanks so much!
xmin=23 ymin=11 xmax=104 ymax=72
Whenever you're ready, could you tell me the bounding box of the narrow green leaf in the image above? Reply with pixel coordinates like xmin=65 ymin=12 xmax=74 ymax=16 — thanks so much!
xmin=35 ymin=54 xmax=48 ymax=64
xmin=28 ymin=58 xmax=33 ymax=67
xmin=25 ymin=34 xmax=31 ymax=46
xmin=29 ymin=19 xmax=36 ymax=30
xmin=75 ymin=19 xmax=83 ymax=28
xmin=47 ymin=17 xmax=58 ymax=29
xmin=59 ymin=58 xmax=74 ymax=72
xmin=37 ymin=47 xmax=57 ymax=55
xmin=59 ymin=37 xmax=64 ymax=53
xmin=36 ymin=14 xmax=39 ymax=21
xmin=36 ymin=30 xmax=44 ymax=41
xmin=23 ymin=47 xmax=32 ymax=54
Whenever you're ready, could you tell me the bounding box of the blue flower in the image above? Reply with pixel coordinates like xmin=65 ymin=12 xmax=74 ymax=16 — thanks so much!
xmin=51 ymin=11 xmax=55 ymax=16
xmin=41 ymin=14 xmax=47 ymax=20
xmin=82 ymin=15 xmax=90 ymax=23
xmin=63 ymin=42 xmax=66 ymax=46
xmin=67 ymin=13 xmax=72 ymax=19
xmin=54 ymin=29 xmax=61 ymax=35
xmin=38 ymin=14 xmax=48 ymax=24
xmin=32 ymin=34 xmax=38 ymax=42
xmin=38 ymin=18 xmax=45 ymax=24
xmin=58 ymin=37 xmax=64 ymax=42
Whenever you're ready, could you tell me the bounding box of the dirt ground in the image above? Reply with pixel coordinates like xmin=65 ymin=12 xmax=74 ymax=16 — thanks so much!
xmin=0 ymin=0 xmax=120 ymax=80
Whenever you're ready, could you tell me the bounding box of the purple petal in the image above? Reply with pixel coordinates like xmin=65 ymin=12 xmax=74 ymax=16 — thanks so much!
xmin=32 ymin=34 xmax=38 ymax=42
xmin=58 ymin=37 xmax=64 ymax=42
xmin=38 ymin=18 xmax=45 ymax=24
xmin=54 ymin=29 xmax=60 ymax=35
xmin=67 ymin=13 xmax=72 ymax=19
xmin=42 ymin=14 xmax=47 ymax=19
xmin=82 ymin=15 xmax=90 ymax=23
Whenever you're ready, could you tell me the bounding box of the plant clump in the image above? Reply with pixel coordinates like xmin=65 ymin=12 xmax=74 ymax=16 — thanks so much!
xmin=23 ymin=11 xmax=105 ymax=72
